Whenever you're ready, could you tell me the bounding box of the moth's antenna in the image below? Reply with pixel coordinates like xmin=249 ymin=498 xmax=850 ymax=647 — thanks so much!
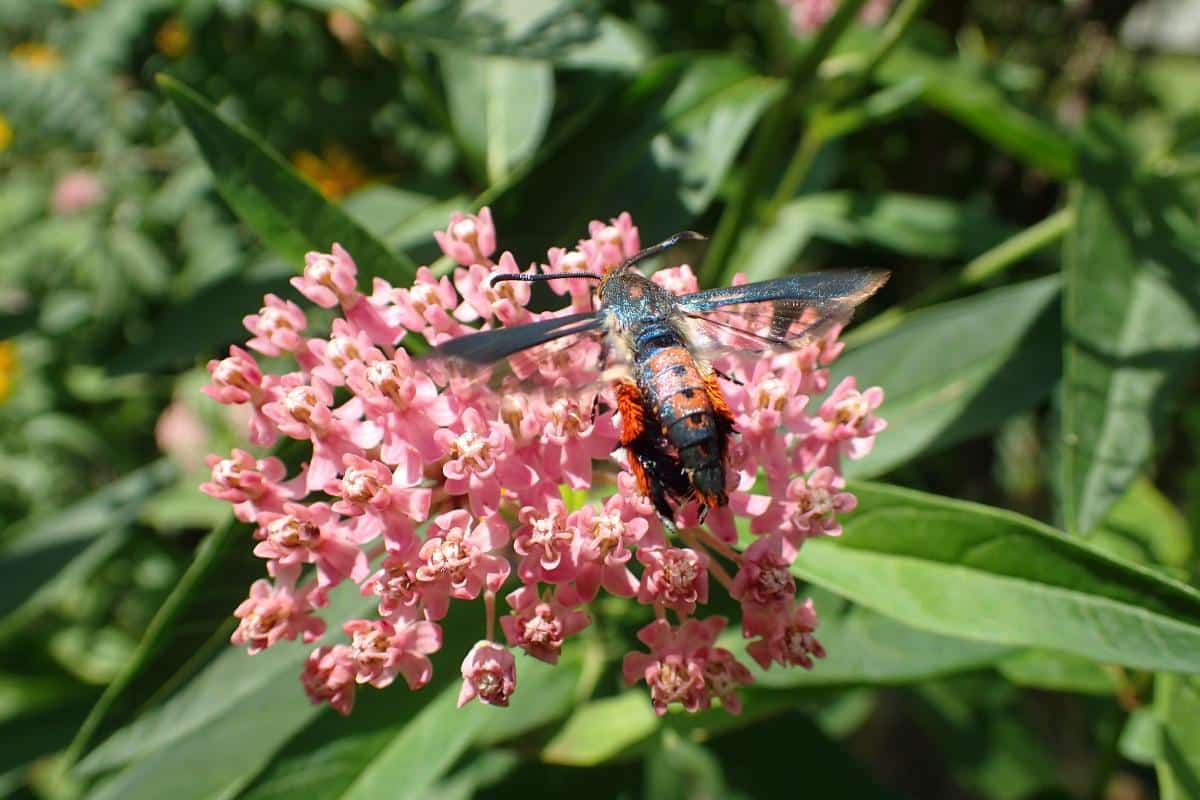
xmin=487 ymin=272 xmax=603 ymax=289
xmin=620 ymin=231 xmax=707 ymax=271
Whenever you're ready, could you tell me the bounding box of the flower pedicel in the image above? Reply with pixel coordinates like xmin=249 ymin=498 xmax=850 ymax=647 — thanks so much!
xmin=203 ymin=209 xmax=886 ymax=715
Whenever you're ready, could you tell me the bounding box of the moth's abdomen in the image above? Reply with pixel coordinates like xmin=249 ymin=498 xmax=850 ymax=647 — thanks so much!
xmin=634 ymin=332 xmax=734 ymax=511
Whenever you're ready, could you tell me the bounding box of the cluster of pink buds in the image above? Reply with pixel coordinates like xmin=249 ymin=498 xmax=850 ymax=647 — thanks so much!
xmin=778 ymin=0 xmax=894 ymax=34
xmin=201 ymin=207 xmax=885 ymax=716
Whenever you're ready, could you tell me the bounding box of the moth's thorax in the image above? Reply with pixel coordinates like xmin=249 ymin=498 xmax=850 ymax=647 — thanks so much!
xmin=598 ymin=270 xmax=686 ymax=351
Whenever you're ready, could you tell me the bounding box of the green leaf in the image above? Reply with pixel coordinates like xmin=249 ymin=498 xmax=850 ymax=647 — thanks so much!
xmin=1156 ymin=674 xmax=1200 ymax=800
xmin=909 ymin=679 xmax=1062 ymax=799
xmin=723 ymin=588 xmax=1009 ymax=687
xmin=239 ymin=649 xmax=586 ymax=800
xmin=1090 ymin=477 xmax=1193 ymax=574
xmin=78 ymin=578 xmax=376 ymax=799
xmin=379 ymin=0 xmax=603 ymax=61
xmin=67 ymin=513 xmax=264 ymax=767
xmin=440 ymin=53 xmax=555 ymax=184
xmin=732 ymin=191 xmax=1016 ymax=283
xmin=157 ymin=75 xmax=416 ymax=287
xmin=878 ymin=43 xmax=1075 ymax=178
xmin=0 ymin=460 xmax=175 ymax=627
xmin=995 ymin=649 xmax=1117 ymax=695
xmin=1061 ymin=114 xmax=1200 ymax=533
xmin=833 ymin=276 xmax=1061 ymax=478
xmin=645 ymin=731 xmax=729 ymax=800
xmin=490 ymin=55 xmax=783 ymax=255
xmin=108 ymin=271 xmax=296 ymax=376
xmin=1119 ymin=707 xmax=1160 ymax=767
xmin=793 ymin=482 xmax=1200 ymax=674
xmin=541 ymin=692 xmax=660 ymax=766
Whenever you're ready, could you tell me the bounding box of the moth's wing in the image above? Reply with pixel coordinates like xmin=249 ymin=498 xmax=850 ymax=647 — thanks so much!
xmin=679 ymin=270 xmax=889 ymax=355
xmin=423 ymin=311 xmax=625 ymax=397
xmin=427 ymin=311 xmax=602 ymax=364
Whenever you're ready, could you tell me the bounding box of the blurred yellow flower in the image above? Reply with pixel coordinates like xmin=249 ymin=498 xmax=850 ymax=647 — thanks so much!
xmin=0 ymin=341 xmax=17 ymax=403
xmin=155 ymin=17 xmax=190 ymax=58
xmin=0 ymin=115 xmax=11 ymax=152
xmin=10 ymin=42 xmax=62 ymax=71
xmin=62 ymin=0 xmax=101 ymax=9
xmin=291 ymin=144 xmax=370 ymax=200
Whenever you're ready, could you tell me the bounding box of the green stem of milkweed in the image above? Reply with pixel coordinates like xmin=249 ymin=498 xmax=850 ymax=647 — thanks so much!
xmin=846 ymin=206 xmax=1075 ymax=347
xmin=702 ymin=0 xmax=870 ymax=286
xmin=763 ymin=123 xmax=825 ymax=226
xmin=484 ymin=589 xmax=496 ymax=642
xmin=853 ymin=0 xmax=930 ymax=88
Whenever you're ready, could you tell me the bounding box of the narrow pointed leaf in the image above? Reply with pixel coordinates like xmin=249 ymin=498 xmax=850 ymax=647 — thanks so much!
xmin=793 ymin=482 xmax=1200 ymax=673
xmin=834 ymin=276 xmax=1061 ymax=478
xmin=1060 ymin=114 xmax=1200 ymax=532
xmin=157 ymin=75 xmax=416 ymax=286
xmin=441 ymin=53 xmax=555 ymax=184
xmin=1156 ymin=674 xmax=1200 ymax=800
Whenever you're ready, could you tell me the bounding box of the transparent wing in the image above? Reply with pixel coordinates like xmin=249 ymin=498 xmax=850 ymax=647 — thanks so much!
xmin=679 ymin=270 xmax=889 ymax=356
xmin=422 ymin=311 xmax=626 ymax=397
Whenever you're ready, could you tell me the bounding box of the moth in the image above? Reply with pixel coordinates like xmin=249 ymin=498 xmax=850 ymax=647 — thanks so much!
xmin=429 ymin=232 xmax=888 ymax=522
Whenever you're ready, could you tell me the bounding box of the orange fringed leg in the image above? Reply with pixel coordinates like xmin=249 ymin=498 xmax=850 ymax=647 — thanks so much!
xmin=615 ymin=381 xmax=651 ymax=497
xmin=697 ymin=371 xmax=736 ymax=520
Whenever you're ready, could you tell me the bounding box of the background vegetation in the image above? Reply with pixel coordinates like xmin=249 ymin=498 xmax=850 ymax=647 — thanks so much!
xmin=2 ymin=0 xmax=1200 ymax=797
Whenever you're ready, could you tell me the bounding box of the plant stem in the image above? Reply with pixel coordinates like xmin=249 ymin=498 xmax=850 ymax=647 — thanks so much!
xmin=789 ymin=0 xmax=872 ymax=85
xmin=702 ymin=0 xmax=870 ymax=285
xmin=846 ymin=206 xmax=1075 ymax=346
xmin=764 ymin=122 xmax=825 ymax=224
xmin=855 ymin=0 xmax=929 ymax=86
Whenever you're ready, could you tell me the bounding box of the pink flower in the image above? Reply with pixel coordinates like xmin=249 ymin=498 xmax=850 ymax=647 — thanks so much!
xmin=580 ymin=213 xmax=639 ymax=274
xmin=744 ymin=597 xmax=825 ymax=670
xmin=458 ymin=640 xmax=516 ymax=707
xmin=415 ymin=510 xmax=510 ymax=620
xmin=622 ymin=617 xmax=727 ymax=715
xmin=731 ymin=534 xmax=797 ymax=612
xmin=753 ymin=466 xmax=856 ymax=546
xmin=571 ymin=502 xmax=643 ymax=600
xmin=344 ymin=615 xmax=442 ymax=690
xmin=391 ymin=265 xmax=465 ymax=343
xmin=703 ymin=648 xmax=756 ymax=714
xmin=202 ymin=449 xmax=300 ymax=522
xmin=302 ymin=645 xmax=357 ymax=715
xmin=253 ymin=502 xmax=368 ymax=590
xmin=453 ymin=253 xmax=534 ymax=326
xmin=51 ymin=170 xmax=104 ymax=215
xmin=294 ymin=245 xmax=359 ymax=308
xmin=329 ymin=454 xmax=431 ymax=545
xmin=231 ymin=577 xmax=326 ymax=654
xmin=513 ymin=499 xmax=578 ymax=584
xmin=361 ymin=534 xmax=423 ymax=618
xmin=500 ymin=585 xmax=590 ymax=664
xmin=800 ymin=376 xmax=886 ymax=469
xmin=637 ymin=546 xmax=709 ymax=615
xmin=435 ymin=408 xmax=535 ymax=516
xmin=435 ymin=207 xmax=497 ymax=267
xmin=244 ymin=294 xmax=308 ymax=356
xmin=345 ymin=349 xmax=454 ymax=468
xmin=543 ymin=247 xmax=596 ymax=309
xmin=307 ymin=319 xmax=381 ymax=386
xmin=295 ymin=245 xmax=400 ymax=345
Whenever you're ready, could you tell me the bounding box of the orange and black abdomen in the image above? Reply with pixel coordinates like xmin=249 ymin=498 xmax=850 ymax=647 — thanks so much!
xmin=632 ymin=324 xmax=734 ymax=513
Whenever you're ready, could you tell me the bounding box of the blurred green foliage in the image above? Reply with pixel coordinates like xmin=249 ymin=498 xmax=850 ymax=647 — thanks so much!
xmin=2 ymin=0 xmax=1200 ymax=798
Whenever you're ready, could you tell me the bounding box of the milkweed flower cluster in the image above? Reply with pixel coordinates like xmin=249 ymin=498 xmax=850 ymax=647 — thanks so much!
xmin=201 ymin=208 xmax=885 ymax=716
